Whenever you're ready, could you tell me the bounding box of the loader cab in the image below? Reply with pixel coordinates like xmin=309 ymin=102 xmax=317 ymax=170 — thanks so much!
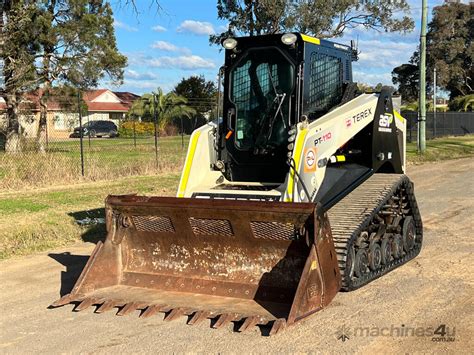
xmin=219 ymin=33 xmax=355 ymax=183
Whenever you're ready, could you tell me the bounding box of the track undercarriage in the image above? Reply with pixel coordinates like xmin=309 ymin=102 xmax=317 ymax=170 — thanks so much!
xmin=328 ymin=174 xmax=423 ymax=291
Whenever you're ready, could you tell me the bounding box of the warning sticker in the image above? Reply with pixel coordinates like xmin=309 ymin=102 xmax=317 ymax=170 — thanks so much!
xmin=304 ymin=147 xmax=317 ymax=172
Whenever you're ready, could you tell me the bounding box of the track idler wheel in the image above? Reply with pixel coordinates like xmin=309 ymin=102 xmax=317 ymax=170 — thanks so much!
xmin=368 ymin=242 xmax=382 ymax=271
xmin=402 ymin=216 xmax=416 ymax=252
xmin=354 ymin=249 xmax=369 ymax=277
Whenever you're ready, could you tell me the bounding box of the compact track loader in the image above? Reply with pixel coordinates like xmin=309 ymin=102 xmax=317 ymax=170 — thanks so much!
xmin=52 ymin=33 xmax=423 ymax=335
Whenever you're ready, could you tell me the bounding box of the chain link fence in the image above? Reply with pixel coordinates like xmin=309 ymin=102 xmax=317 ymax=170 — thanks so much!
xmin=0 ymin=102 xmax=220 ymax=190
xmin=1 ymin=105 xmax=471 ymax=190
xmin=402 ymin=111 xmax=474 ymax=143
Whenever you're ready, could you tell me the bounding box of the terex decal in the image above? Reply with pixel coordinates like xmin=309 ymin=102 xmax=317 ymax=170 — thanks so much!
xmin=378 ymin=113 xmax=394 ymax=133
xmin=350 ymin=108 xmax=372 ymax=125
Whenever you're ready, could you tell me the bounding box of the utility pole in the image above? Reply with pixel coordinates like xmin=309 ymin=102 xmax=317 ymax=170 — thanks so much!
xmin=433 ymin=67 xmax=437 ymax=138
xmin=78 ymin=91 xmax=84 ymax=177
xmin=153 ymin=93 xmax=159 ymax=168
xmin=418 ymin=0 xmax=428 ymax=153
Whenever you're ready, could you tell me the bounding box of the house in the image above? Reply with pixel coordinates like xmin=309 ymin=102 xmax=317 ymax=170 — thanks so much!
xmin=0 ymin=89 xmax=139 ymax=139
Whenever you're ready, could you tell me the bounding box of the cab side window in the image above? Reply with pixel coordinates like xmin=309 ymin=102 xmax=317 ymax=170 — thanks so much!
xmin=307 ymin=52 xmax=343 ymax=119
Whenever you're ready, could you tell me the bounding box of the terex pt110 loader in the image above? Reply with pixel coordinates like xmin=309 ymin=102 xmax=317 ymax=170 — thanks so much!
xmin=52 ymin=33 xmax=423 ymax=335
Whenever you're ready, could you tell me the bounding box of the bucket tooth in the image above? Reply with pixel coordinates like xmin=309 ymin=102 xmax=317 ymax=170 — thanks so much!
xmin=75 ymin=297 xmax=100 ymax=312
xmin=238 ymin=316 xmax=260 ymax=333
xmin=269 ymin=319 xmax=286 ymax=336
xmin=95 ymin=300 xmax=119 ymax=314
xmin=164 ymin=307 xmax=186 ymax=322
xmin=212 ymin=313 xmax=239 ymax=329
xmin=140 ymin=304 xmax=167 ymax=319
xmin=50 ymin=294 xmax=74 ymax=308
xmin=187 ymin=311 xmax=212 ymax=325
xmin=117 ymin=302 xmax=144 ymax=316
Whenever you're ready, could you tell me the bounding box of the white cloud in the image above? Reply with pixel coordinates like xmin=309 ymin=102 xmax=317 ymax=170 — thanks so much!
xmin=120 ymin=80 xmax=158 ymax=95
xmin=148 ymin=55 xmax=216 ymax=70
xmin=355 ymin=39 xmax=416 ymax=69
xmin=120 ymin=78 xmax=179 ymax=95
xmin=151 ymin=41 xmax=179 ymax=51
xmin=151 ymin=25 xmax=167 ymax=32
xmin=126 ymin=70 xmax=158 ymax=81
xmin=177 ymin=20 xmax=215 ymax=36
xmin=114 ymin=19 xmax=138 ymax=32
xmin=150 ymin=41 xmax=191 ymax=54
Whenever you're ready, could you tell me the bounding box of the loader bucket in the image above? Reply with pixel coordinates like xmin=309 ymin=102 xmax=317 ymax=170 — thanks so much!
xmin=52 ymin=196 xmax=341 ymax=334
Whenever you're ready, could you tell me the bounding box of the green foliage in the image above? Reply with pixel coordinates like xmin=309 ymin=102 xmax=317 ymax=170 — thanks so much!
xmin=119 ymin=121 xmax=155 ymax=137
xmin=174 ymin=75 xmax=217 ymax=130
xmin=448 ymin=95 xmax=474 ymax=112
xmin=174 ymin=75 xmax=217 ymax=116
xmin=357 ymin=82 xmax=393 ymax=93
xmin=1 ymin=0 xmax=127 ymax=151
xmin=427 ymin=2 xmax=473 ymax=99
xmin=393 ymin=3 xmax=473 ymax=102
xmin=128 ymin=88 xmax=196 ymax=129
xmin=392 ymin=62 xmax=419 ymax=103
xmin=210 ymin=0 xmax=415 ymax=45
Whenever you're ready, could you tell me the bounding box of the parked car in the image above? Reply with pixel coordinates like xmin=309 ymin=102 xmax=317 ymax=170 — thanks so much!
xmin=70 ymin=120 xmax=118 ymax=138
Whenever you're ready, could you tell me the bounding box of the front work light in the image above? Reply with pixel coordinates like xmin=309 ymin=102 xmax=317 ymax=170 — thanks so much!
xmin=281 ymin=33 xmax=297 ymax=45
xmin=222 ymin=37 xmax=238 ymax=50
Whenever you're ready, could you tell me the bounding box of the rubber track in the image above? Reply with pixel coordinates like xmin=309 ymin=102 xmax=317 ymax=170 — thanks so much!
xmin=327 ymin=173 xmax=423 ymax=291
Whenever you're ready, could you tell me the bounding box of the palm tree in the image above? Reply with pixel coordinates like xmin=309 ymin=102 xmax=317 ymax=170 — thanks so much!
xmin=130 ymin=88 xmax=196 ymax=129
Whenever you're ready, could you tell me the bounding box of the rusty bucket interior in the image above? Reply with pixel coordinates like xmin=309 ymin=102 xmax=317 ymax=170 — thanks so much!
xmin=52 ymin=196 xmax=341 ymax=335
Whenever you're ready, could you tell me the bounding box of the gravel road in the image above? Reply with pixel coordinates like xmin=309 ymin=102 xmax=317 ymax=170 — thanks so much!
xmin=1 ymin=158 xmax=473 ymax=354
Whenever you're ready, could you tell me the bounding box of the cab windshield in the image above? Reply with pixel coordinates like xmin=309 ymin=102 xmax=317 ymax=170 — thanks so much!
xmin=230 ymin=47 xmax=294 ymax=153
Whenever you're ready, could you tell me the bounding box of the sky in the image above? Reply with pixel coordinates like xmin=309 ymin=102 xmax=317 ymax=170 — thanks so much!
xmin=109 ymin=0 xmax=454 ymax=95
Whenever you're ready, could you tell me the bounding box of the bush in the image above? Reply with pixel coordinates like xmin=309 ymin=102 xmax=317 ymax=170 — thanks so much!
xmin=119 ymin=121 xmax=179 ymax=137
xmin=119 ymin=121 xmax=154 ymax=137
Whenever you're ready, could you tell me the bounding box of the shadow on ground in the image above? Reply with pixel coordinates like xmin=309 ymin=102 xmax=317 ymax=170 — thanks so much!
xmin=49 ymin=209 xmax=106 ymax=299
xmin=48 ymin=252 xmax=89 ymax=296
xmin=68 ymin=208 xmax=106 ymax=243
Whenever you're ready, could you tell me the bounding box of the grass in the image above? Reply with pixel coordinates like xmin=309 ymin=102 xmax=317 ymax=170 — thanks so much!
xmin=0 ymin=134 xmax=473 ymax=260
xmin=0 ymin=135 xmax=189 ymax=190
xmin=0 ymin=173 xmax=180 ymax=259
xmin=406 ymin=135 xmax=474 ymax=164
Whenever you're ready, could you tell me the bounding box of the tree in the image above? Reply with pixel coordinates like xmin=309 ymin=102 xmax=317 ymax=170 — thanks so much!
xmin=1 ymin=1 xmax=127 ymax=152
xmin=392 ymin=3 xmax=472 ymax=103
xmin=34 ymin=0 xmax=127 ymax=151
xmin=1 ymin=2 xmax=38 ymax=152
xmin=173 ymin=75 xmax=217 ymax=131
xmin=392 ymin=54 xmax=419 ymax=103
xmin=427 ymin=2 xmax=473 ymax=99
xmin=129 ymin=88 xmax=196 ymax=130
xmin=210 ymin=0 xmax=414 ymax=45
xmin=448 ymin=95 xmax=474 ymax=112
xmin=357 ymin=82 xmax=394 ymax=94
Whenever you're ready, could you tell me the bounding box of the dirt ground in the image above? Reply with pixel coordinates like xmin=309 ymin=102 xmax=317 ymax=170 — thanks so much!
xmin=1 ymin=158 xmax=473 ymax=354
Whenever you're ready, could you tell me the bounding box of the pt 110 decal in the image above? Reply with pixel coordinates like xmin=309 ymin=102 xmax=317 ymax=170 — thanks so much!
xmin=314 ymin=132 xmax=332 ymax=146
xmin=378 ymin=113 xmax=394 ymax=133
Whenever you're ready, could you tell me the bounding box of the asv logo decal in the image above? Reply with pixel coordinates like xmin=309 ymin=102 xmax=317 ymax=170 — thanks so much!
xmin=378 ymin=113 xmax=393 ymax=133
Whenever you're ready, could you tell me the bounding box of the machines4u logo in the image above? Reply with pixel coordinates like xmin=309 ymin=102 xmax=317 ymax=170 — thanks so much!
xmin=378 ymin=113 xmax=393 ymax=133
